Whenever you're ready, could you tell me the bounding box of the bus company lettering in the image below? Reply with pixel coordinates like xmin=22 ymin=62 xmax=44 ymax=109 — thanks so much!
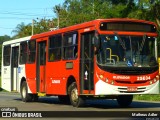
xmin=52 ymin=80 xmax=60 ymax=84
xmin=137 ymin=76 xmax=151 ymax=81
xmin=113 ymin=76 xmax=130 ymax=80
xmin=84 ymin=28 xmax=90 ymax=32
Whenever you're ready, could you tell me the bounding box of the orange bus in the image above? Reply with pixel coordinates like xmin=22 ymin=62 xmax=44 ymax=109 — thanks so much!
xmin=1 ymin=19 xmax=159 ymax=107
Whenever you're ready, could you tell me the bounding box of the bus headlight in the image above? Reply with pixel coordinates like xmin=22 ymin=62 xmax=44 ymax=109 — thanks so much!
xmin=150 ymin=81 xmax=153 ymax=84
xmin=99 ymin=75 xmax=104 ymax=79
xmin=156 ymin=75 xmax=159 ymax=80
xmin=111 ymin=80 xmax=114 ymax=85
xmin=106 ymin=78 xmax=109 ymax=83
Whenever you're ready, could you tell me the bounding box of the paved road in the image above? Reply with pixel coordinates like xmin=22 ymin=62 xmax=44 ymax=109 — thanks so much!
xmin=0 ymin=92 xmax=160 ymax=120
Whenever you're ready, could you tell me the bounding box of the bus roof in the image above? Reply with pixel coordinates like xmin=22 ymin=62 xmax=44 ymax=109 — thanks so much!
xmin=2 ymin=36 xmax=31 ymax=46
xmin=31 ymin=18 xmax=157 ymax=39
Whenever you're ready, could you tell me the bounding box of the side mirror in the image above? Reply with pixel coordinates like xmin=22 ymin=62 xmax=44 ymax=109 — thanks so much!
xmin=94 ymin=31 xmax=100 ymax=54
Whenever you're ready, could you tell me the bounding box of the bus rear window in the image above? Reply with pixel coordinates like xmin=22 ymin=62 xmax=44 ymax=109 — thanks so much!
xmin=3 ymin=45 xmax=11 ymax=66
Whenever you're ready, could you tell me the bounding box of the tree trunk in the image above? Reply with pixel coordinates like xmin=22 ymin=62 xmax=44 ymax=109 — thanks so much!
xmin=156 ymin=18 xmax=160 ymax=28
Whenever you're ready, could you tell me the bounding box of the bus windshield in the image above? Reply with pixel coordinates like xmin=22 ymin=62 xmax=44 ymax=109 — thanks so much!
xmin=97 ymin=34 xmax=157 ymax=67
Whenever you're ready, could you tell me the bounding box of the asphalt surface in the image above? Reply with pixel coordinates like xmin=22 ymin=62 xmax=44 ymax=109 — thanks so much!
xmin=0 ymin=92 xmax=160 ymax=120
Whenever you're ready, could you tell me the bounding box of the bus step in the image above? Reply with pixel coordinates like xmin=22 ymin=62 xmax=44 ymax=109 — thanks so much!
xmin=37 ymin=92 xmax=46 ymax=97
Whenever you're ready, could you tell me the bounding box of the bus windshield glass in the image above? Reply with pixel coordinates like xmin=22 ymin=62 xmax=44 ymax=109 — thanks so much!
xmin=97 ymin=35 xmax=157 ymax=67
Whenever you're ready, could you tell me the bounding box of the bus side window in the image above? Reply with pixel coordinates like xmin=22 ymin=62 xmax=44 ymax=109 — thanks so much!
xmin=63 ymin=32 xmax=78 ymax=59
xmin=3 ymin=45 xmax=11 ymax=66
xmin=27 ymin=40 xmax=36 ymax=63
xmin=48 ymin=34 xmax=62 ymax=62
xmin=20 ymin=41 xmax=27 ymax=64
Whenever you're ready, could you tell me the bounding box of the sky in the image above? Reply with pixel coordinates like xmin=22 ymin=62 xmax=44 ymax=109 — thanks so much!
xmin=0 ymin=0 xmax=64 ymax=37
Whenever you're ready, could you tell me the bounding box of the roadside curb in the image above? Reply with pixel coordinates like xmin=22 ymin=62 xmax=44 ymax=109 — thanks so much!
xmin=0 ymin=92 xmax=20 ymax=95
xmin=133 ymin=100 xmax=160 ymax=103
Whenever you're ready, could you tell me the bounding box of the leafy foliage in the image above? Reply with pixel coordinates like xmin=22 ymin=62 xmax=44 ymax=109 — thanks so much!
xmin=12 ymin=19 xmax=55 ymax=38
xmin=52 ymin=0 xmax=159 ymax=29
xmin=0 ymin=35 xmax=11 ymax=44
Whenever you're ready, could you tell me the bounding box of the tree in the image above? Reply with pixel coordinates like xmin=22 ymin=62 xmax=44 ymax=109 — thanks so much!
xmin=150 ymin=0 xmax=160 ymax=28
xmin=127 ymin=0 xmax=160 ymax=28
xmin=0 ymin=35 xmax=11 ymax=44
xmin=12 ymin=22 xmax=31 ymax=38
xmin=53 ymin=0 xmax=127 ymax=28
xmin=12 ymin=19 xmax=55 ymax=38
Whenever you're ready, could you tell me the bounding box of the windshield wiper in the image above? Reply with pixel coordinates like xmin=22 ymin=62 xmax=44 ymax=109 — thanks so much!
xmin=114 ymin=32 xmax=126 ymax=50
xmin=139 ymin=34 xmax=146 ymax=52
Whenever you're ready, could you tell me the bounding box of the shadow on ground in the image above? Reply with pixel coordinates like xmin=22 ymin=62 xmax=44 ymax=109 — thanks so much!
xmin=0 ymin=87 xmax=3 ymax=91
xmin=14 ymin=96 xmax=160 ymax=109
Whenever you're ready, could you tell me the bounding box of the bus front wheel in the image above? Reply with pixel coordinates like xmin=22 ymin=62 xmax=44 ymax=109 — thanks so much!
xmin=20 ymin=81 xmax=33 ymax=102
xmin=68 ymin=82 xmax=85 ymax=107
xmin=117 ymin=95 xmax=133 ymax=107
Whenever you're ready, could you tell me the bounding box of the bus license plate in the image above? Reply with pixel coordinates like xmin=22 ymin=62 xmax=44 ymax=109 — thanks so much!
xmin=127 ymin=87 xmax=137 ymax=91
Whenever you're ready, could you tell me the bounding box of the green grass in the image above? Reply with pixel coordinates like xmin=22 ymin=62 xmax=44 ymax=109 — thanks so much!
xmin=134 ymin=95 xmax=160 ymax=101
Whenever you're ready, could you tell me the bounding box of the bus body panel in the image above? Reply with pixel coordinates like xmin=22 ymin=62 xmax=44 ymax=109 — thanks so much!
xmin=1 ymin=66 xmax=11 ymax=91
xmin=25 ymin=63 xmax=36 ymax=93
xmin=95 ymin=80 xmax=159 ymax=95
xmin=45 ymin=59 xmax=80 ymax=95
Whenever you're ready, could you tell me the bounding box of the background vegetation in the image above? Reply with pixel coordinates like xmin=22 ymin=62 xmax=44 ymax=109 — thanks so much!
xmin=0 ymin=0 xmax=160 ymax=100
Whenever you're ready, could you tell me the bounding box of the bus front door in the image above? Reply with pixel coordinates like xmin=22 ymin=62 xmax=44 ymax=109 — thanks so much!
xmin=80 ymin=31 xmax=94 ymax=94
xmin=11 ymin=46 xmax=19 ymax=91
xmin=36 ymin=41 xmax=46 ymax=93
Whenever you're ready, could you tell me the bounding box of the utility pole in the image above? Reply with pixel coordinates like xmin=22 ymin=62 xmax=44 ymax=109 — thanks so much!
xmin=57 ymin=13 xmax=59 ymax=29
xmin=32 ymin=19 xmax=34 ymax=35
xmin=92 ymin=0 xmax=94 ymax=14
xmin=55 ymin=5 xmax=60 ymax=29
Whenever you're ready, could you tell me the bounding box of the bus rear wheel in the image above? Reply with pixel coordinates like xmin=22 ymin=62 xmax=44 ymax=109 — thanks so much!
xmin=117 ymin=95 xmax=133 ymax=107
xmin=68 ymin=82 xmax=85 ymax=107
xmin=20 ymin=81 xmax=33 ymax=102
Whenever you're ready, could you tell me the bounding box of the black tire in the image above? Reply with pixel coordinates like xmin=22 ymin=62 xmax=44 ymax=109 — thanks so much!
xmin=58 ymin=95 xmax=70 ymax=104
xmin=68 ymin=82 xmax=85 ymax=107
xmin=20 ymin=81 xmax=33 ymax=102
xmin=117 ymin=95 xmax=133 ymax=107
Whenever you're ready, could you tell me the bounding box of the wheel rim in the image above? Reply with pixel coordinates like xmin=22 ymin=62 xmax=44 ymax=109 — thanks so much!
xmin=71 ymin=88 xmax=78 ymax=103
xmin=22 ymin=86 xmax=26 ymax=99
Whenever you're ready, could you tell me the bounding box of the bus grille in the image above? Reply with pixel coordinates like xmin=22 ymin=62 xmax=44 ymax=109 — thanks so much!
xmin=118 ymin=87 xmax=146 ymax=93
xmin=115 ymin=80 xmax=148 ymax=84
